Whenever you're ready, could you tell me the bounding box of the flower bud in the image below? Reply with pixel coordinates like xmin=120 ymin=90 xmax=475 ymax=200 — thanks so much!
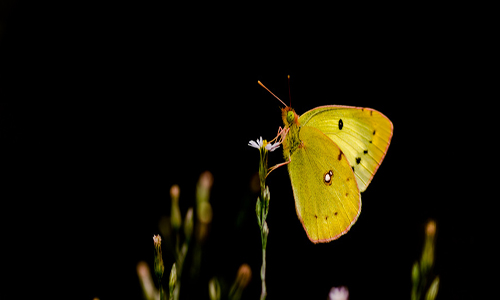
xmin=262 ymin=221 xmax=269 ymax=248
xmin=256 ymin=196 xmax=262 ymax=227
xmin=263 ymin=185 xmax=270 ymax=201
xmin=421 ymin=220 xmax=436 ymax=273
xmin=170 ymin=185 xmax=181 ymax=231
xmin=263 ymin=221 xmax=269 ymax=237
xmin=169 ymin=263 xmax=177 ymax=300
xmin=137 ymin=261 xmax=156 ymax=300
xmin=198 ymin=201 xmax=213 ymax=224
xmin=235 ymin=263 xmax=252 ymax=290
xmin=328 ymin=286 xmax=349 ymax=300
xmin=263 ymin=186 xmax=270 ymax=216
xmin=153 ymin=235 xmax=164 ymax=280
xmin=196 ymin=202 xmax=212 ymax=242
xmin=229 ymin=264 xmax=252 ymax=300
xmin=184 ymin=207 xmax=194 ymax=241
xmin=425 ymin=276 xmax=439 ymax=300
xmin=170 ymin=184 xmax=180 ymax=199
xmin=169 ymin=263 xmax=177 ymax=293
xmin=411 ymin=262 xmax=419 ymax=285
xmin=196 ymin=171 xmax=213 ymax=205
xmin=196 ymin=172 xmax=214 ymax=242
xmin=208 ymin=277 xmax=220 ymax=300
xmin=426 ymin=220 xmax=436 ymax=237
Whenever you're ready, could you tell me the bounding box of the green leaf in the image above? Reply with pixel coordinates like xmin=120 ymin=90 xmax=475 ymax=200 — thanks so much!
xmin=256 ymin=197 xmax=262 ymax=228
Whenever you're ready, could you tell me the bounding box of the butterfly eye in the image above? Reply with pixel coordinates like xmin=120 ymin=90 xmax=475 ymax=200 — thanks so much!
xmin=286 ymin=111 xmax=295 ymax=123
xmin=323 ymin=170 xmax=333 ymax=186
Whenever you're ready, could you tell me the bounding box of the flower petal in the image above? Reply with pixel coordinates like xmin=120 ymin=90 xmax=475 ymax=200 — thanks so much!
xmin=329 ymin=286 xmax=349 ymax=300
xmin=248 ymin=140 xmax=259 ymax=149
xmin=265 ymin=142 xmax=280 ymax=152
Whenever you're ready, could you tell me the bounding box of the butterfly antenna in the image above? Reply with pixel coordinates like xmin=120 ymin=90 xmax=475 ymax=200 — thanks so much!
xmin=258 ymin=80 xmax=288 ymax=107
xmin=287 ymin=75 xmax=292 ymax=107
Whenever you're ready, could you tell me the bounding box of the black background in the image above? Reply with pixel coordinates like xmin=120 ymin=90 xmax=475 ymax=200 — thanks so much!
xmin=1 ymin=2 xmax=493 ymax=299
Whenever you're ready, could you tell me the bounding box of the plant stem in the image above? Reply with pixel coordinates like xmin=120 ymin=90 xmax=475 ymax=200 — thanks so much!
xmin=259 ymin=187 xmax=269 ymax=300
xmin=159 ymin=279 xmax=163 ymax=300
xmin=256 ymin=142 xmax=270 ymax=300
xmin=260 ymin=247 xmax=267 ymax=300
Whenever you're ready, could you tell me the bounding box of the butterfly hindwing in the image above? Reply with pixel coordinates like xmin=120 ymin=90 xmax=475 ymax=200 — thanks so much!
xmin=288 ymin=126 xmax=361 ymax=243
xmin=298 ymin=106 xmax=393 ymax=192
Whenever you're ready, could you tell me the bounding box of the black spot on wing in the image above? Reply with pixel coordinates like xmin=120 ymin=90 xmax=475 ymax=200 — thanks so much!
xmin=356 ymin=157 xmax=361 ymax=164
xmin=338 ymin=119 xmax=343 ymax=130
xmin=363 ymin=150 xmax=368 ymax=154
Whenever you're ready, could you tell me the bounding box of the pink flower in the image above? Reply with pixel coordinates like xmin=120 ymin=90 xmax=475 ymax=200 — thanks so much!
xmin=329 ymin=286 xmax=349 ymax=300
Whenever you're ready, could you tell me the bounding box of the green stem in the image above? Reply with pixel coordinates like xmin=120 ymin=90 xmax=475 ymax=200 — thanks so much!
xmin=159 ymin=279 xmax=163 ymax=300
xmin=259 ymin=189 xmax=268 ymax=300
xmin=260 ymin=246 xmax=267 ymax=300
xmin=257 ymin=145 xmax=270 ymax=300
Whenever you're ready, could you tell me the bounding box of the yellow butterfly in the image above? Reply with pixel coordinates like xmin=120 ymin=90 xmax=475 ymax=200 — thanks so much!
xmin=260 ymin=80 xmax=393 ymax=243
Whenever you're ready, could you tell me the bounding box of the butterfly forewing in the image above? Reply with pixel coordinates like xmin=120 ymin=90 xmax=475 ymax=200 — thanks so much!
xmin=298 ymin=106 xmax=393 ymax=192
xmin=288 ymin=126 xmax=361 ymax=243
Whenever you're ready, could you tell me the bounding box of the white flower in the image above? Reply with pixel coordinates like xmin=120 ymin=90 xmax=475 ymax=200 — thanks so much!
xmin=248 ymin=137 xmax=280 ymax=152
xmin=248 ymin=136 xmax=264 ymax=149
xmin=265 ymin=141 xmax=280 ymax=152
xmin=329 ymin=286 xmax=349 ymax=300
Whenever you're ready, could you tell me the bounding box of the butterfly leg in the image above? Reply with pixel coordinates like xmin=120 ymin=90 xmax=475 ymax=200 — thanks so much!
xmin=265 ymin=126 xmax=291 ymax=177
xmin=266 ymin=156 xmax=291 ymax=177
xmin=268 ymin=126 xmax=288 ymax=144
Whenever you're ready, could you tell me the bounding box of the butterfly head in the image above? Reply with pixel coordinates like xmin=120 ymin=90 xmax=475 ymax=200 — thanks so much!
xmin=281 ymin=106 xmax=299 ymax=128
